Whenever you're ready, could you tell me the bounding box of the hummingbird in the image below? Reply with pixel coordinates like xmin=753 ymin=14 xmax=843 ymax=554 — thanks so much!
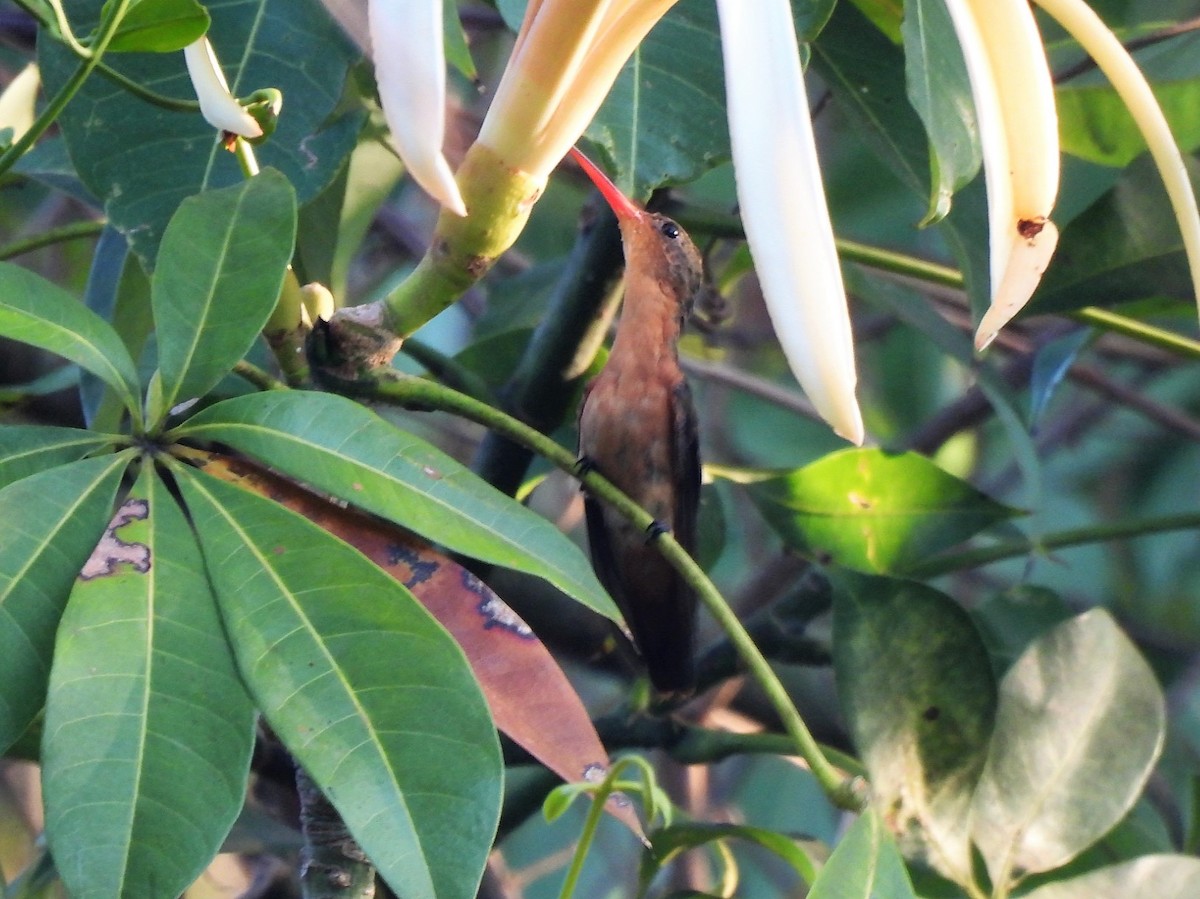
xmin=571 ymin=147 xmax=703 ymax=696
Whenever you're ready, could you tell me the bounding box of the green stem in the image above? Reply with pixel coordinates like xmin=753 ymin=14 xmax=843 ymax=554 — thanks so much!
xmin=95 ymin=65 xmax=202 ymax=112
xmin=836 ymin=238 xmax=963 ymax=288
xmin=0 ymin=220 xmax=105 ymax=260
xmin=44 ymin=0 xmax=89 ymax=57
xmin=1070 ymin=306 xmax=1200 ymax=358
xmin=330 ymin=370 xmax=865 ymax=812
xmin=234 ymin=137 xmax=261 ymax=178
xmin=0 ymin=0 xmax=131 ymax=179
xmin=233 ymin=360 xmax=289 ymax=392
xmin=907 ymin=511 xmax=1200 ymax=578
xmin=13 ymin=0 xmax=201 ymax=111
xmin=556 ymin=767 xmax=623 ymax=899
xmin=837 ymin=239 xmax=1200 ymax=360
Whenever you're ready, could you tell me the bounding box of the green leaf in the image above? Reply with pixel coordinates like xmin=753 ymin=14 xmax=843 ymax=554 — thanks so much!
xmin=808 ymin=809 xmax=918 ymax=899
xmin=38 ymin=0 xmax=362 ymax=268
xmin=833 ymin=574 xmax=995 ymax=884
xmin=847 ymin=0 xmax=903 ymax=42
xmin=812 ymin=1 xmax=991 ymax=312
xmin=971 ymin=610 xmax=1166 ymax=885
xmin=970 ymin=586 xmax=1076 ymax=675
xmin=81 ymin=227 xmax=155 ymax=431
xmin=641 ymin=823 xmax=817 ymax=890
xmin=152 ymin=170 xmax=297 ymax=415
xmin=174 ymin=391 xmax=618 ymax=621
xmin=42 ymin=468 xmax=255 ymax=899
xmin=1059 ymin=79 xmax=1200 ymax=168
xmin=0 ymin=263 xmax=141 ymax=420
xmin=0 ymin=426 xmax=119 ymax=488
xmin=742 ymin=448 xmax=1017 ymax=575
xmin=585 ymin=0 xmax=725 ymax=197
xmin=0 ymin=454 xmax=130 ymax=752
xmin=175 ymin=467 xmax=502 ymax=899
xmin=1032 ymin=154 xmax=1200 ymax=315
xmin=441 ymin=0 xmax=476 ymax=80
xmin=101 ymin=0 xmax=210 ymax=52
xmin=901 ymin=0 xmax=980 ymax=225
xmin=1022 ymin=855 xmax=1200 ymax=899
xmin=584 ymin=0 xmax=835 ymax=196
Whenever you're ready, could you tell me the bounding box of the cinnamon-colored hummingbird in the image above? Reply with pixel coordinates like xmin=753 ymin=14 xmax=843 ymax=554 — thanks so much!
xmin=571 ymin=147 xmax=703 ymax=696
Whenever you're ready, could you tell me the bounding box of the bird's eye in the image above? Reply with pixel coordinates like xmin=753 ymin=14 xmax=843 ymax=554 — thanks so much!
xmin=660 ymin=221 xmax=680 ymax=240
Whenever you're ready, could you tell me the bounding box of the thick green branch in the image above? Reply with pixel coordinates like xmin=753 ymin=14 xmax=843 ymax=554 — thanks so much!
xmin=383 ymin=143 xmax=545 ymax=337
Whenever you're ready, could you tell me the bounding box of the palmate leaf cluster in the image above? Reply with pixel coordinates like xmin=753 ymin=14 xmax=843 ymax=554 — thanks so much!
xmin=1 ymin=0 xmax=1200 ymax=897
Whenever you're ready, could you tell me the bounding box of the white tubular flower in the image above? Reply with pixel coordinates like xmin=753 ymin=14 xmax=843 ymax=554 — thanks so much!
xmin=1034 ymin=0 xmax=1200 ymax=317
xmin=369 ymin=0 xmax=467 ymax=217
xmin=716 ymin=0 xmax=864 ymax=445
xmin=184 ymin=38 xmax=263 ymax=139
xmin=942 ymin=0 xmax=1060 ymax=350
xmin=476 ymin=0 xmax=678 ymax=182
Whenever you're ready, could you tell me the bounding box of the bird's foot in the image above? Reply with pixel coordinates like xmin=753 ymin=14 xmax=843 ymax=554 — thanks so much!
xmin=645 ymin=519 xmax=671 ymax=542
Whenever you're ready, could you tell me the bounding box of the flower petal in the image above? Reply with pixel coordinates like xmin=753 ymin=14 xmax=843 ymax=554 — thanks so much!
xmin=1034 ymin=0 xmax=1200 ymax=319
xmin=942 ymin=0 xmax=1059 ymax=347
xmin=716 ymin=0 xmax=863 ymax=444
xmin=369 ymin=0 xmax=467 ymax=216
xmin=184 ymin=39 xmax=263 ymax=138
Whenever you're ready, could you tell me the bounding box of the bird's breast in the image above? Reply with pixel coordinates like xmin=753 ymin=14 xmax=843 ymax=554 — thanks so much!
xmin=579 ymin=366 xmax=683 ymax=524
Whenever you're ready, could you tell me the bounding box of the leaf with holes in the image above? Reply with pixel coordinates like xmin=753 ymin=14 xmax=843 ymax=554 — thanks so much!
xmin=43 ymin=467 xmax=255 ymax=898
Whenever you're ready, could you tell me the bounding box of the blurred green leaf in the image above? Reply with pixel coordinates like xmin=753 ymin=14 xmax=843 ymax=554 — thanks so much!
xmin=808 ymin=809 xmax=917 ymax=899
xmin=1022 ymin=855 xmax=1200 ymax=899
xmin=175 ymin=467 xmax=502 ymax=899
xmin=847 ymin=0 xmax=903 ymax=42
xmin=174 ymin=390 xmax=619 ymax=621
xmin=0 ymin=454 xmax=130 ymax=752
xmin=38 ymin=0 xmax=361 ymax=268
xmin=82 ymin=227 xmax=155 ymax=431
xmin=1029 ymin=329 xmax=1091 ymax=428
xmin=743 ymin=448 xmax=1017 ymax=574
xmin=641 ymin=822 xmax=817 ymax=891
xmin=901 ymin=0 xmax=980 ymax=226
xmin=43 ymin=468 xmax=254 ymax=898
xmin=970 ymin=585 xmax=1076 ymax=675
xmin=1032 ymin=155 xmax=1200 ymax=314
xmin=100 ymin=0 xmax=210 ymax=52
xmin=441 ymin=0 xmax=476 ymax=81
xmin=971 ymin=610 xmax=1166 ymax=885
xmin=151 ymin=170 xmax=296 ymax=416
xmin=0 ymin=426 xmax=118 ymax=488
xmin=833 ymin=574 xmax=995 ymax=883
xmin=1058 ymin=80 xmax=1200 ymax=168
xmin=0 ymin=262 xmax=141 ymax=419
